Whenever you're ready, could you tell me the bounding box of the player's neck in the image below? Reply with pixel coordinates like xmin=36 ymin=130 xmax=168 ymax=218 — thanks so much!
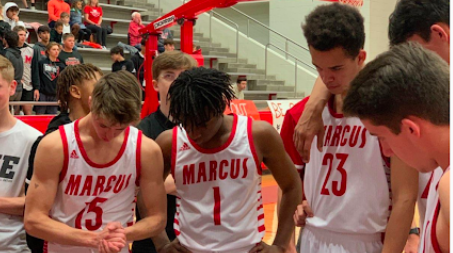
xmin=0 ymin=108 xmax=17 ymax=133
xmin=332 ymin=94 xmax=343 ymax=114
xmin=198 ymin=115 xmax=231 ymax=150
xmin=159 ymin=101 xmax=171 ymax=120
xmin=428 ymin=126 xmax=450 ymax=170
xmin=68 ymin=102 xmax=89 ymax=122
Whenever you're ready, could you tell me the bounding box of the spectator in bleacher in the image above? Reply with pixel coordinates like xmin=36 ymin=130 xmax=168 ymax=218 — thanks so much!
xmin=84 ymin=0 xmax=107 ymax=49
xmin=47 ymin=0 xmax=70 ymax=28
xmin=14 ymin=26 xmax=35 ymax=115
xmin=128 ymin=12 xmax=144 ymax=48
xmin=158 ymin=28 xmax=172 ymax=53
xmin=4 ymin=31 xmax=24 ymax=114
xmin=110 ymin=46 xmax=135 ymax=73
xmin=131 ymin=37 xmax=145 ymax=93
xmin=50 ymin=21 xmax=63 ymax=43
xmin=35 ymin=42 xmax=65 ymax=115
xmin=21 ymin=0 xmax=36 ymax=10
xmin=3 ymin=3 xmax=26 ymax=30
xmin=31 ymin=25 xmax=50 ymax=104
xmin=0 ymin=4 xmax=11 ymax=56
xmin=234 ymin=76 xmax=247 ymax=100
xmin=60 ymin=12 xmax=70 ymax=35
xmin=163 ymin=39 xmax=175 ymax=52
xmin=70 ymin=0 xmax=90 ymax=43
xmin=58 ymin=33 xmax=83 ymax=65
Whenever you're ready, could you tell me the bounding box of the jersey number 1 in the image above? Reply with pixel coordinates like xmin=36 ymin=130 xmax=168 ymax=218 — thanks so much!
xmin=75 ymin=197 xmax=107 ymax=230
xmin=321 ymin=153 xmax=348 ymax=196
xmin=213 ymin=187 xmax=221 ymax=226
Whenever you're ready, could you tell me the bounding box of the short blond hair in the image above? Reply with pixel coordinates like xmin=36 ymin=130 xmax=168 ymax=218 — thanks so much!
xmin=0 ymin=55 xmax=15 ymax=83
xmin=91 ymin=71 xmax=142 ymax=124
xmin=152 ymin=51 xmax=198 ymax=79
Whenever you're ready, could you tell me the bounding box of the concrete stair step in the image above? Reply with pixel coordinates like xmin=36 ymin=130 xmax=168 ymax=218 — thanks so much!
xmin=225 ymin=73 xmax=277 ymax=80
xmin=224 ymin=67 xmax=265 ymax=75
xmin=247 ymin=84 xmax=294 ymax=92
xmin=206 ymin=51 xmax=236 ymax=57
xmin=219 ymin=63 xmax=257 ymax=69
xmin=218 ymin=58 xmax=248 ymax=64
xmin=248 ymin=79 xmax=285 ymax=87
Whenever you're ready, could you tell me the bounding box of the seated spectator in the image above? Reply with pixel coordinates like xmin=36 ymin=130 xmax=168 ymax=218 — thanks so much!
xmin=35 ymin=42 xmax=65 ymax=115
xmin=110 ymin=46 xmax=135 ymax=73
xmin=4 ymin=31 xmax=24 ymax=114
xmin=234 ymin=76 xmax=247 ymax=100
xmin=14 ymin=26 xmax=35 ymax=115
xmin=58 ymin=33 xmax=83 ymax=65
xmin=163 ymin=39 xmax=175 ymax=52
xmin=158 ymin=28 xmax=172 ymax=53
xmin=70 ymin=0 xmax=90 ymax=43
xmin=21 ymin=0 xmax=36 ymax=10
xmin=60 ymin=12 xmax=70 ymax=35
xmin=3 ymin=3 xmax=26 ymax=30
xmin=131 ymin=37 xmax=146 ymax=98
xmin=129 ymin=12 xmax=144 ymax=47
xmin=192 ymin=44 xmax=203 ymax=66
xmin=84 ymin=0 xmax=107 ymax=49
xmin=47 ymin=0 xmax=70 ymax=28
xmin=50 ymin=20 xmax=63 ymax=43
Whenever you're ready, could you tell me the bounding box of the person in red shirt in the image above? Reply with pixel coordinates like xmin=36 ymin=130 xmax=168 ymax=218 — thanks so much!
xmin=47 ymin=0 xmax=70 ymax=28
xmin=84 ymin=0 xmax=107 ymax=49
xmin=128 ymin=12 xmax=144 ymax=47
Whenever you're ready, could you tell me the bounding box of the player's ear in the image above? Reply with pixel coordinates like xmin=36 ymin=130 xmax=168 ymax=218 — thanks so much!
xmin=70 ymin=85 xmax=82 ymax=99
xmin=431 ymin=24 xmax=450 ymax=43
xmin=401 ymin=118 xmax=420 ymax=138
xmin=357 ymin=50 xmax=367 ymax=67
xmin=152 ymin=79 xmax=159 ymax=92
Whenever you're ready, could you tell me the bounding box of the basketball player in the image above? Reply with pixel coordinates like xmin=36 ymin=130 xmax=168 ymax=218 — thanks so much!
xmin=292 ymin=1 xmax=449 ymax=252
xmin=0 ymin=56 xmax=41 ymax=253
xmin=282 ymin=4 xmax=417 ymax=252
xmin=132 ymin=51 xmax=198 ymax=253
xmin=25 ymin=63 xmax=103 ymax=253
xmin=24 ymin=71 xmax=167 ymax=253
xmin=343 ymin=42 xmax=449 ymax=253
xmin=151 ymin=67 xmax=301 ymax=253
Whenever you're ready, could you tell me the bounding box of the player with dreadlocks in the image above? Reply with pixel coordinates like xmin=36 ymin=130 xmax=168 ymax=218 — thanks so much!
xmin=152 ymin=67 xmax=301 ymax=253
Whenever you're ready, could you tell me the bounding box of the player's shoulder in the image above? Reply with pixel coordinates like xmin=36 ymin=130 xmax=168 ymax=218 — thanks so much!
xmin=286 ymin=96 xmax=311 ymax=122
xmin=13 ymin=119 xmax=42 ymax=140
xmin=251 ymin=119 xmax=279 ymax=140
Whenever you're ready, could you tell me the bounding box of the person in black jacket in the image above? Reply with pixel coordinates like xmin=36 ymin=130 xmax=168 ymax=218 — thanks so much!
xmin=4 ymin=31 xmax=24 ymax=114
xmin=25 ymin=63 xmax=103 ymax=253
xmin=110 ymin=46 xmax=134 ymax=73
xmin=31 ymin=25 xmax=50 ymax=100
xmin=131 ymin=37 xmax=145 ymax=99
xmin=34 ymin=42 xmax=65 ymax=115
xmin=0 ymin=15 xmax=11 ymax=56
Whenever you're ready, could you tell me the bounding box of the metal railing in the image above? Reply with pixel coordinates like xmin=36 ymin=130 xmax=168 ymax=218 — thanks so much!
xmin=209 ymin=11 xmax=240 ymax=61
xmin=264 ymin=43 xmax=316 ymax=98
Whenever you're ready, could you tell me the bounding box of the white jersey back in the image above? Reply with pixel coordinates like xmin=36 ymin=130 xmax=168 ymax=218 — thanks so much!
xmin=304 ymin=100 xmax=391 ymax=234
xmin=419 ymin=167 xmax=448 ymax=253
xmin=0 ymin=120 xmax=40 ymax=253
xmin=172 ymin=114 xmax=264 ymax=252
xmin=417 ymin=169 xmax=442 ymax=234
xmin=47 ymin=120 xmax=141 ymax=253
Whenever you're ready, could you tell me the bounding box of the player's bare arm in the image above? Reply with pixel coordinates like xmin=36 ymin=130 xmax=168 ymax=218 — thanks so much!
xmin=0 ymin=181 xmax=26 ymax=215
xmin=437 ymin=170 xmax=450 ymax=253
xmin=25 ymin=131 xmax=122 ymax=248
xmin=126 ymin=135 xmax=167 ymax=241
xmin=293 ymin=76 xmax=329 ymax=162
xmin=252 ymin=120 xmax=302 ymax=251
xmin=382 ymin=156 xmax=418 ymax=253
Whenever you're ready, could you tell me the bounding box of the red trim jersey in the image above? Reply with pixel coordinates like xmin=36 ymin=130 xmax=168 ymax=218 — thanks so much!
xmin=171 ymin=114 xmax=264 ymax=252
xmin=418 ymin=168 xmax=443 ymax=235
xmin=46 ymin=120 xmax=141 ymax=253
xmin=419 ymin=167 xmax=449 ymax=253
xmin=281 ymin=97 xmax=391 ymax=234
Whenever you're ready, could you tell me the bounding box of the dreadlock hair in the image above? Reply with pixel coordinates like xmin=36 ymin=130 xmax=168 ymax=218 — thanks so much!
xmin=57 ymin=63 xmax=103 ymax=112
xmin=168 ymin=67 xmax=235 ymax=129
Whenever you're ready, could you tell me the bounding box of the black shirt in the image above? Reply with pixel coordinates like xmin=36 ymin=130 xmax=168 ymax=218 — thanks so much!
xmin=58 ymin=50 xmax=84 ymax=66
xmin=132 ymin=107 xmax=176 ymax=253
xmin=112 ymin=60 xmax=135 ymax=73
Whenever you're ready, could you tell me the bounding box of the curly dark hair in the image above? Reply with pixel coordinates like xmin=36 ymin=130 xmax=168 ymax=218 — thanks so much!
xmin=168 ymin=67 xmax=235 ymax=129
xmin=389 ymin=0 xmax=449 ymax=46
xmin=57 ymin=64 xmax=103 ymax=112
xmin=302 ymin=3 xmax=365 ymax=58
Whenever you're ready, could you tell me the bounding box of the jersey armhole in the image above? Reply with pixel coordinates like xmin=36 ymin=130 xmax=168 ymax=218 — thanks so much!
xmin=247 ymin=117 xmax=262 ymax=175
xmin=430 ymin=202 xmax=442 ymax=253
xmin=58 ymin=125 xmax=69 ymax=183
xmin=135 ymin=131 xmax=142 ymax=186
xmin=171 ymin=127 xmax=178 ymax=181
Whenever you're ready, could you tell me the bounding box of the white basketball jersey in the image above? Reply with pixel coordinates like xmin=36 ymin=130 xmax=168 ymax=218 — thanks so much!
xmin=417 ymin=169 xmax=442 ymax=234
xmin=0 ymin=120 xmax=40 ymax=253
xmin=304 ymin=100 xmax=391 ymax=234
xmin=172 ymin=114 xmax=264 ymax=252
xmin=419 ymin=167 xmax=448 ymax=253
xmin=46 ymin=120 xmax=141 ymax=253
